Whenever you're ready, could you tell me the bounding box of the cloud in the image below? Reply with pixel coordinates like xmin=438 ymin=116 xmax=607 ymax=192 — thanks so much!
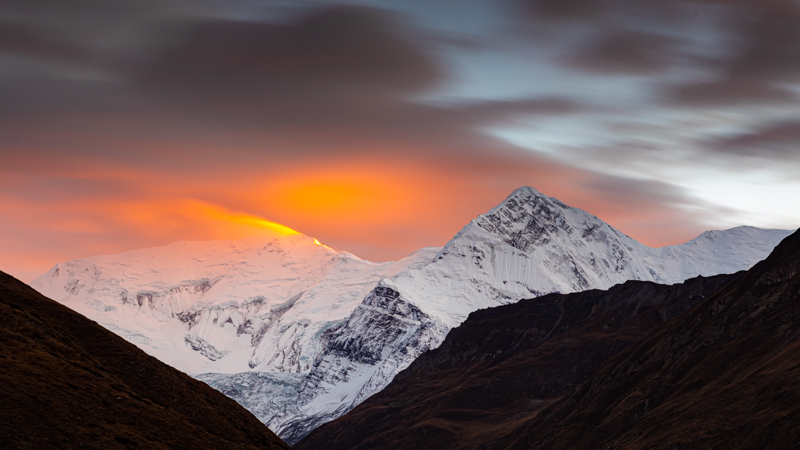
xmin=519 ymin=0 xmax=800 ymax=106
xmin=579 ymin=174 xmax=710 ymax=211
xmin=672 ymin=2 xmax=800 ymax=106
xmin=570 ymin=174 xmax=740 ymax=245
xmin=0 ymin=0 xmax=607 ymax=280
xmin=454 ymin=98 xmax=585 ymax=122
xmin=520 ymin=0 xmax=692 ymax=75
xmin=0 ymin=0 xmax=753 ymax=281
xmin=565 ymin=31 xmax=679 ymax=75
xmin=0 ymin=4 xmax=443 ymax=116
xmin=0 ymin=2 xmax=594 ymax=168
xmin=525 ymin=0 xmax=604 ymax=21
xmin=722 ymin=4 xmax=800 ymax=82
xmin=134 ymin=6 xmax=443 ymax=102
xmin=669 ymin=78 xmax=798 ymax=106
xmin=0 ymin=22 xmax=87 ymax=62
xmin=711 ymin=121 xmax=800 ymax=159
xmin=666 ymin=2 xmax=800 ymax=106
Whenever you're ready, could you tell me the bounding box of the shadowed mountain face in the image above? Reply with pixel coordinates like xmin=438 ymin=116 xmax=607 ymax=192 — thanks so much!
xmin=0 ymin=271 xmax=290 ymax=450
xmin=491 ymin=228 xmax=800 ymax=450
xmin=296 ymin=273 xmax=737 ymax=450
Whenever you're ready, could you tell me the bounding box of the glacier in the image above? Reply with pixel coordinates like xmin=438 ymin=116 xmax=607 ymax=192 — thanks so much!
xmin=31 ymin=186 xmax=793 ymax=443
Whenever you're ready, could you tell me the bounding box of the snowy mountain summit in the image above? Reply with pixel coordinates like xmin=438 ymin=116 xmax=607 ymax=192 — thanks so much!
xmin=365 ymin=186 xmax=789 ymax=329
xmin=32 ymin=186 xmax=792 ymax=443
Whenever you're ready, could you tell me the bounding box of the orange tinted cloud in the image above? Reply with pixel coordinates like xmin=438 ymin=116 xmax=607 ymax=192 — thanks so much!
xmin=0 ymin=193 xmax=299 ymax=281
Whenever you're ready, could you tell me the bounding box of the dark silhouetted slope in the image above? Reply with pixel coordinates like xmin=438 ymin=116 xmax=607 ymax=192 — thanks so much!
xmin=296 ymin=272 xmax=736 ymax=450
xmin=0 ymin=270 xmax=290 ymax=450
xmin=491 ymin=228 xmax=800 ymax=449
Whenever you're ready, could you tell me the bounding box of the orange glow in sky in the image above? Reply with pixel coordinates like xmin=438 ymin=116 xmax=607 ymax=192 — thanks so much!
xmin=201 ymin=205 xmax=300 ymax=236
xmin=4 ymin=0 xmax=800 ymax=286
xmin=0 ymin=155 xmax=713 ymax=283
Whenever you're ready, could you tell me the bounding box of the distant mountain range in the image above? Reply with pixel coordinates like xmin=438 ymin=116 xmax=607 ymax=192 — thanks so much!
xmin=31 ymin=186 xmax=793 ymax=443
xmin=299 ymin=229 xmax=800 ymax=449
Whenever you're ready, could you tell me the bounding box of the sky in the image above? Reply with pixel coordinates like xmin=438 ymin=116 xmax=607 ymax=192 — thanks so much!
xmin=2 ymin=0 xmax=800 ymax=282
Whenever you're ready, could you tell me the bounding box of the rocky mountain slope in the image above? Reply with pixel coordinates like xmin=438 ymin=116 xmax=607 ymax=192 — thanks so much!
xmin=486 ymin=228 xmax=800 ymax=449
xmin=295 ymin=273 xmax=736 ymax=450
xmin=0 ymin=269 xmax=290 ymax=450
xmin=31 ymin=186 xmax=792 ymax=443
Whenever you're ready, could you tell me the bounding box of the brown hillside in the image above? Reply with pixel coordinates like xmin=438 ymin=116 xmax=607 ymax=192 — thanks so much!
xmin=0 ymin=270 xmax=290 ymax=450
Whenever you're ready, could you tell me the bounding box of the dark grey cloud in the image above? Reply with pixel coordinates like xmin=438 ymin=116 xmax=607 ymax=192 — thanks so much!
xmin=722 ymin=3 xmax=800 ymax=82
xmin=0 ymin=0 xmax=595 ymax=173
xmin=521 ymin=0 xmax=690 ymax=63
xmin=0 ymin=23 xmax=87 ymax=62
xmin=519 ymin=0 xmax=800 ymax=106
xmin=0 ymin=0 xmax=182 ymax=59
xmin=526 ymin=0 xmax=605 ymax=21
xmin=667 ymin=3 xmax=800 ymax=106
xmin=580 ymin=175 xmax=699 ymax=209
xmin=711 ymin=121 xmax=800 ymax=159
xmin=0 ymin=4 xmax=444 ymax=116
xmin=565 ymin=31 xmax=679 ymax=74
xmin=135 ymin=7 xmax=443 ymax=102
xmin=669 ymin=78 xmax=798 ymax=106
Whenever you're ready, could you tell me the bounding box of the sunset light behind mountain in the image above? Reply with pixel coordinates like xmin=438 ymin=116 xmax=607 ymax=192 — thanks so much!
xmin=2 ymin=0 xmax=799 ymax=282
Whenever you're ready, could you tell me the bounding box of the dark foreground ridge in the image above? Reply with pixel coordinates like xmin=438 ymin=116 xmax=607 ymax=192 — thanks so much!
xmin=297 ymin=271 xmax=737 ymax=449
xmin=492 ymin=227 xmax=800 ymax=449
xmin=0 ymin=270 xmax=290 ymax=450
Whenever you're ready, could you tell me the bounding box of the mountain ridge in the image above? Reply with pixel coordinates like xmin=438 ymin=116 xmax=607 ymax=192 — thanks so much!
xmin=30 ymin=186 xmax=793 ymax=442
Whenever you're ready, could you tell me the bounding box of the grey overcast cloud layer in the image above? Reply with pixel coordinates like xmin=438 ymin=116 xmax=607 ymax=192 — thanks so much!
xmin=0 ymin=0 xmax=798 ymax=281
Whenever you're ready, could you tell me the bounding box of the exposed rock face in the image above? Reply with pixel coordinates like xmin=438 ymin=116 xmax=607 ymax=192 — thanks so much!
xmin=0 ymin=270 xmax=290 ymax=450
xmin=274 ymin=284 xmax=449 ymax=443
xmin=295 ymin=273 xmax=736 ymax=450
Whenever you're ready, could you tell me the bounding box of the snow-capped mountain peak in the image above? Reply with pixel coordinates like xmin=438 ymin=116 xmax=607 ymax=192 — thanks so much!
xmin=31 ymin=187 xmax=794 ymax=444
xmin=471 ymin=186 xmax=632 ymax=250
